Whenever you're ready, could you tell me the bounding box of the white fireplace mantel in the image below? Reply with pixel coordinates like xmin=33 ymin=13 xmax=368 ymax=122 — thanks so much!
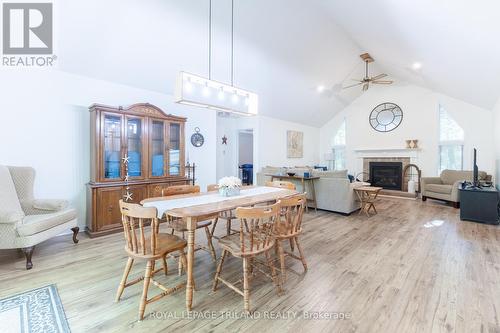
xmin=353 ymin=148 xmax=421 ymax=175
xmin=353 ymin=148 xmax=421 ymax=153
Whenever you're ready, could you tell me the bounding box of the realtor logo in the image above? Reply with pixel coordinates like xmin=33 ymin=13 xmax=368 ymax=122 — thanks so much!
xmin=2 ymin=3 xmax=53 ymax=54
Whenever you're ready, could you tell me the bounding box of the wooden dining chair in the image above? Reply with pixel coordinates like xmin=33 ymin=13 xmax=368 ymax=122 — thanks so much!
xmin=206 ymin=184 xmax=218 ymax=192
xmin=206 ymin=184 xmax=237 ymax=240
xmin=265 ymin=180 xmax=296 ymax=190
xmin=162 ymin=184 xmax=201 ymax=196
xmin=213 ymin=203 xmax=282 ymax=313
xmin=163 ymin=185 xmax=217 ymax=261
xmin=116 ymin=200 xmax=187 ymax=321
xmin=274 ymin=194 xmax=307 ymax=282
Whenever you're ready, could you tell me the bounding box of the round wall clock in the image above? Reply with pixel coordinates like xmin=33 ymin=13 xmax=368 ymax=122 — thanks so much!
xmin=369 ymin=102 xmax=403 ymax=132
xmin=190 ymin=127 xmax=204 ymax=147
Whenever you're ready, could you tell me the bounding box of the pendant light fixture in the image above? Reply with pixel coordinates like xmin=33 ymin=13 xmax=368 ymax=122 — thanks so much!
xmin=174 ymin=0 xmax=258 ymax=116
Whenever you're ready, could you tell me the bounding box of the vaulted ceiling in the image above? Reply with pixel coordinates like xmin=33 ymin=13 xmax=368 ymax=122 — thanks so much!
xmin=321 ymin=0 xmax=500 ymax=111
xmin=57 ymin=0 xmax=500 ymax=127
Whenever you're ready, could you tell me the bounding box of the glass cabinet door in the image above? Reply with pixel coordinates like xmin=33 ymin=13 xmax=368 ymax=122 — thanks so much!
xmin=168 ymin=123 xmax=181 ymax=176
xmin=126 ymin=117 xmax=143 ymax=178
xmin=150 ymin=120 xmax=165 ymax=177
xmin=103 ymin=114 xmax=122 ymax=180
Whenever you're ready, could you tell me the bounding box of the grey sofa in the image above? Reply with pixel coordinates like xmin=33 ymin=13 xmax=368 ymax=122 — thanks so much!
xmin=0 ymin=166 xmax=79 ymax=269
xmin=256 ymin=166 xmax=366 ymax=214
xmin=421 ymin=169 xmax=491 ymax=208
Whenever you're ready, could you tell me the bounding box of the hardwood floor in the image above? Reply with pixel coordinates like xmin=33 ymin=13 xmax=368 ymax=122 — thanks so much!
xmin=1 ymin=197 xmax=500 ymax=332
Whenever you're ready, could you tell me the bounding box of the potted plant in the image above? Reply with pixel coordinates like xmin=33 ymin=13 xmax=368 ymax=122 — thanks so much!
xmin=218 ymin=176 xmax=242 ymax=197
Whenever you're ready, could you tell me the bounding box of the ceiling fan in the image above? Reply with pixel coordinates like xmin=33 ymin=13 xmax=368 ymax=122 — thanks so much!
xmin=343 ymin=53 xmax=393 ymax=91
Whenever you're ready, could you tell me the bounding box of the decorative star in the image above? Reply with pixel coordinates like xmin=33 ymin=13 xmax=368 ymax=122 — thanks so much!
xmin=122 ymin=155 xmax=130 ymax=164
xmin=222 ymin=135 xmax=228 ymax=145
xmin=123 ymin=191 xmax=133 ymax=202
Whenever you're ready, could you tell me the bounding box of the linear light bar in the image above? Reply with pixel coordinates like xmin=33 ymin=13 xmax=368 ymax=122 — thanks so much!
xmin=174 ymin=71 xmax=258 ymax=116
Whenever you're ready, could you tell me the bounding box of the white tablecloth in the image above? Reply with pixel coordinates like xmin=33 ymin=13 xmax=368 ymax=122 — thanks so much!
xmin=143 ymin=186 xmax=283 ymax=218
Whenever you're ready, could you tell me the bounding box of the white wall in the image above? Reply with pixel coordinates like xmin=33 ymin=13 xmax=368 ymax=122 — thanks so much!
xmin=320 ymin=84 xmax=495 ymax=178
xmin=257 ymin=115 xmax=320 ymax=168
xmin=216 ymin=114 xmax=320 ymax=183
xmin=0 ymin=70 xmax=217 ymax=228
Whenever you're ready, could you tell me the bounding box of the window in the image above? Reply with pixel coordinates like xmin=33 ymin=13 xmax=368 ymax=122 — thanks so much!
xmin=439 ymin=105 xmax=464 ymax=173
xmin=332 ymin=120 xmax=346 ymax=170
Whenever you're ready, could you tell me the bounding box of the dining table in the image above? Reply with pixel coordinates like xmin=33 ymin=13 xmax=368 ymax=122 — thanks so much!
xmin=140 ymin=186 xmax=298 ymax=311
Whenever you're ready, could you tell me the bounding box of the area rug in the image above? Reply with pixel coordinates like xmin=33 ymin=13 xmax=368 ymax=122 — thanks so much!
xmin=0 ymin=285 xmax=70 ymax=333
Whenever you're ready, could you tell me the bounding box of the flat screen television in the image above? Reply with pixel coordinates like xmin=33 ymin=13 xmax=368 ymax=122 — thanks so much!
xmin=473 ymin=148 xmax=479 ymax=187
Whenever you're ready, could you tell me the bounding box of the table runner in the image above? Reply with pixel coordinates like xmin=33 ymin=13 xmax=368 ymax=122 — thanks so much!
xmin=143 ymin=186 xmax=284 ymax=218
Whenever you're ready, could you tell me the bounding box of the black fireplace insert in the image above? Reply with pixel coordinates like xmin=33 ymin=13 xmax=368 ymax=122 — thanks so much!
xmin=369 ymin=162 xmax=403 ymax=190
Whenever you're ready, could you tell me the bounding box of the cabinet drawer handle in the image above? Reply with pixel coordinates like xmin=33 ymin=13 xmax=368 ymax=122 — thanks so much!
xmin=107 ymin=206 xmax=113 ymax=212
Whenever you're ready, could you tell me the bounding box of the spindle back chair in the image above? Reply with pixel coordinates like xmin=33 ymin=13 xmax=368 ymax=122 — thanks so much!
xmin=116 ymin=200 xmax=187 ymax=320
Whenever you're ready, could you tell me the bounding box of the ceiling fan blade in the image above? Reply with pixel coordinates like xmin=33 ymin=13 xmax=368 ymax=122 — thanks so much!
xmin=372 ymin=80 xmax=394 ymax=84
xmin=362 ymin=83 xmax=369 ymax=91
xmin=342 ymin=82 xmax=363 ymax=89
xmin=371 ymin=73 xmax=387 ymax=80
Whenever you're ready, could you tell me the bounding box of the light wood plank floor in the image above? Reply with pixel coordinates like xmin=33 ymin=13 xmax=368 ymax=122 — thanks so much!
xmin=1 ymin=197 xmax=500 ymax=333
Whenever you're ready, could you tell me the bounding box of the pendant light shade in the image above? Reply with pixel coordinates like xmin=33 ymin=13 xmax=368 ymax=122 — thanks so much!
xmin=174 ymin=71 xmax=258 ymax=116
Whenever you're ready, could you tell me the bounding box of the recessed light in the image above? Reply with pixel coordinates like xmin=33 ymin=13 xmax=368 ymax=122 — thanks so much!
xmin=317 ymin=85 xmax=325 ymax=93
xmin=412 ymin=62 xmax=422 ymax=70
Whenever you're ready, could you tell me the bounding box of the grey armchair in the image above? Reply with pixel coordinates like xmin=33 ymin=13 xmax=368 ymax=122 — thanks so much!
xmin=421 ymin=169 xmax=490 ymax=208
xmin=0 ymin=166 xmax=78 ymax=269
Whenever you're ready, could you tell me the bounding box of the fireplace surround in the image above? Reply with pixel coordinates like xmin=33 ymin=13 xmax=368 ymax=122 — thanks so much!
xmin=369 ymin=162 xmax=403 ymax=190
xmin=355 ymin=148 xmax=420 ymax=193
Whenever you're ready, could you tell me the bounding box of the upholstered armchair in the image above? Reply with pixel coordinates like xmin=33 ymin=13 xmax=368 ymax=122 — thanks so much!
xmin=0 ymin=166 xmax=79 ymax=269
xmin=421 ymin=169 xmax=491 ymax=208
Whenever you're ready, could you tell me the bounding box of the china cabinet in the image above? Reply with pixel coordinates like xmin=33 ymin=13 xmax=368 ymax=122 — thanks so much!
xmin=87 ymin=103 xmax=189 ymax=237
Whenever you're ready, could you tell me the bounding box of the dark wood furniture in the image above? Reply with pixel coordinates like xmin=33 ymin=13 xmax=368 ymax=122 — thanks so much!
xmin=267 ymin=174 xmax=319 ymax=211
xmin=459 ymin=186 xmax=499 ymax=225
xmin=87 ymin=103 xmax=189 ymax=237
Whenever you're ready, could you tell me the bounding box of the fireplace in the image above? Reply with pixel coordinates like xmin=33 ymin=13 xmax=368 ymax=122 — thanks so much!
xmin=369 ymin=162 xmax=403 ymax=190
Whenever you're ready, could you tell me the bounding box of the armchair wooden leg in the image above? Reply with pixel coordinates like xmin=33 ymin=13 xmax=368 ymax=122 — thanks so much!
xmin=277 ymin=241 xmax=286 ymax=282
xmin=294 ymin=237 xmax=308 ymax=272
xmin=243 ymin=257 xmax=251 ymax=313
xmin=162 ymin=256 xmax=168 ymax=276
xmin=116 ymin=257 xmax=134 ymax=302
xmin=139 ymin=260 xmax=153 ymax=321
xmin=71 ymin=227 xmax=79 ymax=244
xmin=204 ymin=226 xmax=217 ymax=261
xmin=226 ymin=218 xmax=232 ymax=236
xmin=22 ymin=246 xmax=35 ymax=270
xmin=265 ymin=249 xmax=282 ymax=294
xmin=422 ymin=196 xmax=427 ymax=201
xmin=212 ymin=249 xmax=227 ymax=292
xmin=210 ymin=217 xmax=219 ymax=237
xmin=178 ymin=257 xmax=183 ymax=277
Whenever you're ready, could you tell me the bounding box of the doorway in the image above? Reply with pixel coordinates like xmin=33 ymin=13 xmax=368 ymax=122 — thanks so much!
xmin=238 ymin=129 xmax=254 ymax=185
